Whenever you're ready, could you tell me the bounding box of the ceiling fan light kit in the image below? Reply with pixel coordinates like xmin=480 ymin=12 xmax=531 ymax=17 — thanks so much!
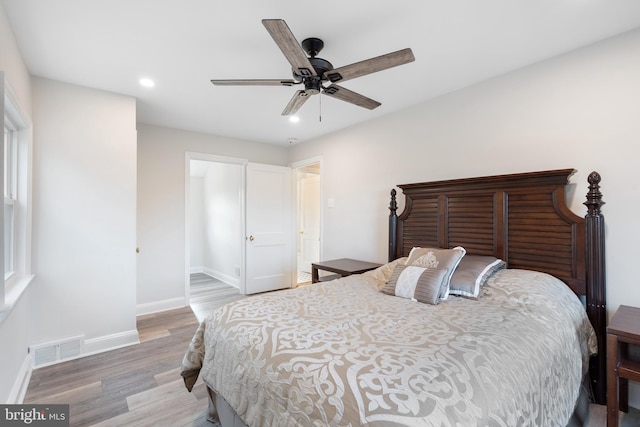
xmin=211 ymin=19 xmax=415 ymax=116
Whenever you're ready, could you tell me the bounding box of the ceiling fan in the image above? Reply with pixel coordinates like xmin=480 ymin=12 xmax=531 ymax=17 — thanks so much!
xmin=211 ymin=19 xmax=415 ymax=116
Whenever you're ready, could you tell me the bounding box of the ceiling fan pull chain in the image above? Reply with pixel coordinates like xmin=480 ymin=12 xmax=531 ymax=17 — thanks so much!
xmin=319 ymin=91 xmax=322 ymax=122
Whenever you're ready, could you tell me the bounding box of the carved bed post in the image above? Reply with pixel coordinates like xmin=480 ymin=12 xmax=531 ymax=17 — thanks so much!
xmin=584 ymin=171 xmax=607 ymax=405
xmin=389 ymin=189 xmax=398 ymax=262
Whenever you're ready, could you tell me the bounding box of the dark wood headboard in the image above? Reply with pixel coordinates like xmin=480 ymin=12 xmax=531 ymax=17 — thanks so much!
xmin=388 ymin=169 xmax=607 ymax=404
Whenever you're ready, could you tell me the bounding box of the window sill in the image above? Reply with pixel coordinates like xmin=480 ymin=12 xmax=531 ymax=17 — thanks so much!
xmin=0 ymin=273 xmax=35 ymax=323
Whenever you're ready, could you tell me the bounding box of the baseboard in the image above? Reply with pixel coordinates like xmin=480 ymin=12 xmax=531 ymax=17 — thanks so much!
xmin=30 ymin=330 xmax=140 ymax=369
xmin=7 ymin=354 xmax=32 ymax=403
xmin=136 ymin=297 xmax=186 ymax=316
xmin=31 ymin=330 xmax=141 ymax=369
xmin=202 ymin=267 xmax=239 ymax=288
xmin=190 ymin=266 xmax=203 ymax=274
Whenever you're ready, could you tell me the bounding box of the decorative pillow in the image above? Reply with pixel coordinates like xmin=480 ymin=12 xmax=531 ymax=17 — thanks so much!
xmin=363 ymin=257 xmax=408 ymax=289
xmin=381 ymin=265 xmax=448 ymax=305
xmin=449 ymin=255 xmax=506 ymax=299
xmin=405 ymin=246 xmax=466 ymax=299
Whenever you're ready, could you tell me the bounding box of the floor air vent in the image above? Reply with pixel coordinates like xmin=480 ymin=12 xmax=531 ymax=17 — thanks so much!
xmin=33 ymin=346 xmax=57 ymax=367
xmin=32 ymin=336 xmax=84 ymax=367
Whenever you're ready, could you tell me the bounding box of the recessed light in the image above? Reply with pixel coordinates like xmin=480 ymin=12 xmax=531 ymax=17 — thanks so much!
xmin=289 ymin=116 xmax=300 ymax=123
xmin=139 ymin=78 xmax=155 ymax=88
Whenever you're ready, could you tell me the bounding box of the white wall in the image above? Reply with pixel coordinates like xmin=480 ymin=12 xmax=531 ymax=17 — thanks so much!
xmin=0 ymin=2 xmax=32 ymax=403
xmin=0 ymin=2 xmax=30 ymax=119
xmin=30 ymin=78 xmax=138 ymax=355
xmin=189 ymin=176 xmax=204 ymax=272
xmin=136 ymin=124 xmax=288 ymax=312
xmin=290 ymin=27 xmax=640 ymax=405
xmin=190 ymin=162 xmax=243 ymax=285
xmin=202 ymin=162 xmax=243 ymax=286
xmin=0 ymin=290 xmax=30 ymax=403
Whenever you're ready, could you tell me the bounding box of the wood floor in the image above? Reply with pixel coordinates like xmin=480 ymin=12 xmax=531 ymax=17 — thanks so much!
xmin=587 ymin=405 xmax=640 ymax=426
xmin=24 ymin=305 xmax=209 ymax=426
xmin=189 ymin=273 xmax=245 ymax=323
xmin=23 ymin=275 xmax=245 ymax=426
xmin=21 ymin=274 xmax=640 ymax=426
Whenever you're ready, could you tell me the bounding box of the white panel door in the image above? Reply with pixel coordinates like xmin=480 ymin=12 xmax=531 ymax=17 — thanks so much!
xmin=245 ymin=163 xmax=293 ymax=294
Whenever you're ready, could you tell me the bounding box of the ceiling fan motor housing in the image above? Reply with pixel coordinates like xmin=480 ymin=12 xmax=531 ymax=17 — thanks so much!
xmin=293 ymin=55 xmax=334 ymax=83
xmin=291 ymin=37 xmax=334 ymax=89
xmin=304 ymin=77 xmax=322 ymax=95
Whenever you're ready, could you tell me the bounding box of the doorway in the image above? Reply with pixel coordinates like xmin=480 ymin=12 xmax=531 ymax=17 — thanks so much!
xmin=186 ymin=155 xmax=245 ymax=317
xmin=185 ymin=154 xmax=296 ymax=305
xmin=292 ymin=159 xmax=322 ymax=286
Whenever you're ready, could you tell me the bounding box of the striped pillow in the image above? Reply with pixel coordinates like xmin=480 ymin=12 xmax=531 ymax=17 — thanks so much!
xmin=406 ymin=246 xmax=466 ymax=299
xmin=381 ymin=265 xmax=449 ymax=305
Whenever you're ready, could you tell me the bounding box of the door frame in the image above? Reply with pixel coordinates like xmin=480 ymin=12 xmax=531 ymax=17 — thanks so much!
xmin=290 ymin=156 xmax=323 ymax=285
xmin=184 ymin=152 xmax=248 ymax=301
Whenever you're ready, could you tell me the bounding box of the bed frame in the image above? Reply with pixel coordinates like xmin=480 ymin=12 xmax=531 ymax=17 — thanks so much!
xmin=387 ymin=169 xmax=606 ymax=404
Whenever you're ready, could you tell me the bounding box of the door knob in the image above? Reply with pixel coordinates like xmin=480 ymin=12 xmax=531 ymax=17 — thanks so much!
xmin=249 ymin=235 xmax=255 ymax=241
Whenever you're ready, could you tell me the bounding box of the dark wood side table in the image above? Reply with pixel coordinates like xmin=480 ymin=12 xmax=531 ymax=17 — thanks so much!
xmin=607 ymin=305 xmax=640 ymax=427
xmin=311 ymin=258 xmax=382 ymax=283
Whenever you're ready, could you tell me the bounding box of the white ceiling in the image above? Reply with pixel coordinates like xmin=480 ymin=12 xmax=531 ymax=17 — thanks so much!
xmin=3 ymin=1 xmax=640 ymax=146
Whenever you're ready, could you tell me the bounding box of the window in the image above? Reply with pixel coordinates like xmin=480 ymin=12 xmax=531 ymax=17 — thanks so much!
xmin=4 ymin=118 xmax=17 ymax=279
xmin=2 ymin=84 xmax=32 ymax=307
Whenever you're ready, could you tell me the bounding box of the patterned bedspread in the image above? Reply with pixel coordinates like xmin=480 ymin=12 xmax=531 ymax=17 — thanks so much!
xmin=181 ymin=268 xmax=597 ymax=427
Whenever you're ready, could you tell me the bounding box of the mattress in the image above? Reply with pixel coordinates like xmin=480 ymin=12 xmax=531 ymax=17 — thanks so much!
xmin=181 ymin=267 xmax=597 ymax=426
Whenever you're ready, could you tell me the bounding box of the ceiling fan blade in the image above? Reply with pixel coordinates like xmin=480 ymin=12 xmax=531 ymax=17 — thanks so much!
xmin=323 ymin=84 xmax=381 ymax=110
xmin=262 ymin=19 xmax=317 ymax=78
xmin=282 ymin=90 xmax=311 ymax=115
xmin=325 ymin=48 xmax=415 ymax=83
xmin=211 ymin=79 xmax=297 ymax=86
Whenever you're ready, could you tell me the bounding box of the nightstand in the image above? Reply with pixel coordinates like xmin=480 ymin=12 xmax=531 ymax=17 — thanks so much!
xmin=311 ymin=258 xmax=382 ymax=283
xmin=607 ymin=305 xmax=640 ymax=427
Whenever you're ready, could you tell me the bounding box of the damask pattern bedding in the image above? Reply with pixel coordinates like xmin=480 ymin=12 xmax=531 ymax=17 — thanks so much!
xmin=181 ymin=268 xmax=597 ymax=427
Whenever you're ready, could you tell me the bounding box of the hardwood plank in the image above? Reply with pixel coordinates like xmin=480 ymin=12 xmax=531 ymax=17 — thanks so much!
xmin=154 ymin=367 xmax=181 ymax=386
xmin=138 ymin=328 xmax=171 ymax=343
xmin=126 ymin=379 xmax=197 ymax=411
xmin=28 ymin=380 xmax=102 ymax=405
xmin=93 ymin=390 xmax=203 ymax=427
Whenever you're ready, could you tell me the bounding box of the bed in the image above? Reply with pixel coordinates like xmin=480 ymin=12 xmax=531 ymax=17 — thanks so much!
xmin=181 ymin=169 xmax=607 ymax=426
